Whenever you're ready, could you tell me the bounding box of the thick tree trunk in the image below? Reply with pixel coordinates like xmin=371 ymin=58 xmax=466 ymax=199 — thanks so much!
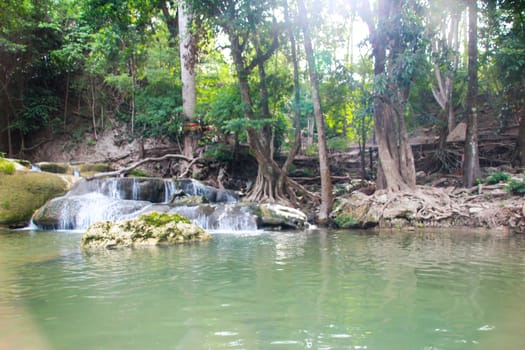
xmin=463 ymin=0 xmax=481 ymax=187
xmin=179 ymin=2 xmax=197 ymax=162
xmin=517 ymin=114 xmax=525 ymax=166
xmin=373 ymin=97 xmax=416 ymax=191
xmin=367 ymin=0 xmax=416 ymax=192
xmin=298 ymin=0 xmax=333 ymax=223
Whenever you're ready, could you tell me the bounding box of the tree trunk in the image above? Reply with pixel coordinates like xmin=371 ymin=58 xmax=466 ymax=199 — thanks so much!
xmin=63 ymin=72 xmax=70 ymax=131
xmin=367 ymin=0 xmax=416 ymax=192
xmin=179 ymin=2 xmax=197 ymax=162
xmin=463 ymin=0 xmax=481 ymax=187
xmin=297 ymin=0 xmax=333 ymax=223
xmin=278 ymin=0 xmax=303 ymax=189
xmin=90 ymin=77 xmax=98 ymax=140
xmin=517 ymin=114 xmax=525 ymax=165
xmin=226 ymin=27 xmax=310 ymax=206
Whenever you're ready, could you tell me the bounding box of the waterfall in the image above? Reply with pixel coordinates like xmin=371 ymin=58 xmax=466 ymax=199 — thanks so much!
xmin=32 ymin=177 xmax=261 ymax=232
xmin=170 ymin=204 xmax=258 ymax=231
xmin=163 ymin=180 xmax=178 ymax=203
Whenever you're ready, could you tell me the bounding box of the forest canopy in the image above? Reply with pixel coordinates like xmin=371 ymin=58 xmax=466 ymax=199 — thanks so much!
xmin=1 ymin=0 xmax=524 ymax=188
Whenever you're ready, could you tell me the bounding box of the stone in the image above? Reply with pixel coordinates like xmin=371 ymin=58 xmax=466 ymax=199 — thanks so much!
xmin=0 ymin=164 xmax=78 ymax=228
xmin=446 ymin=122 xmax=467 ymax=142
xmin=332 ymin=192 xmax=380 ymax=229
xmin=81 ymin=212 xmax=210 ymax=249
xmin=257 ymin=203 xmax=307 ymax=229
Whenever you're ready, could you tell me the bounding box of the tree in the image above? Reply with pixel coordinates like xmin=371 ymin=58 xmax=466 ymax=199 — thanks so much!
xmin=487 ymin=0 xmax=525 ymax=165
xmin=297 ymin=0 xmax=333 ymax=223
xmin=463 ymin=0 xmax=481 ymax=187
xmin=356 ymin=0 xmax=423 ymax=191
xmin=189 ymin=0 xmax=315 ymax=206
xmin=429 ymin=0 xmax=464 ymax=135
xmin=179 ymin=1 xmax=198 ymax=166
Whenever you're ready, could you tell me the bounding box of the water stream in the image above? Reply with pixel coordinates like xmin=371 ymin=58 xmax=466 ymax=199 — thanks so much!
xmin=1 ymin=228 xmax=525 ymax=349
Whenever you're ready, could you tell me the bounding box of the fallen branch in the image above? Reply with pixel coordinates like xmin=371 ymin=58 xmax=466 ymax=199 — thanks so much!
xmin=290 ymin=175 xmax=351 ymax=182
xmin=86 ymin=154 xmax=200 ymax=180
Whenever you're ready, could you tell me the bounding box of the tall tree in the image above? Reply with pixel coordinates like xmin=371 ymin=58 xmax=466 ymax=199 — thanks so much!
xmin=178 ymin=1 xmax=198 ymax=163
xmin=189 ymin=0 xmax=315 ymax=206
xmin=463 ymin=0 xmax=481 ymax=187
xmin=356 ymin=0 xmax=422 ymax=191
xmin=297 ymin=0 xmax=333 ymax=223
xmin=429 ymin=0 xmax=464 ymax=135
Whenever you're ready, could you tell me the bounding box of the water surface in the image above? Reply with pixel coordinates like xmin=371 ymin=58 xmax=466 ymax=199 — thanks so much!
xmin=1 ymin=228 xmax=524 ymax=349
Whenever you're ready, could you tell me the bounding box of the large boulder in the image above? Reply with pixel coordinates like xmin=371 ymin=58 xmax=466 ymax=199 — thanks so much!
xmin=81 ymin=212 xmax=211 ymax=249
xmin=257 ymin=203 xmax=308 ymax=229
xmin=0 ymin=162 xmax=78 ymax=228
xmin=332 ymin=191 xmax=381 ymax=229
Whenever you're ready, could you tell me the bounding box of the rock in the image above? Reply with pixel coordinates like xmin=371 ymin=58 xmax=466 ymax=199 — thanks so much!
xmin=257 ymin=203 xmax=308 ymax=229
xmin=36 ymin=162 xmax=74 ymax=174
xmin=332 ymin=192 xmax=380 ymax=229
xmin=382 ymin=198 xmax=420 ymax=220
xmin=468 ymin=207 xmax=484 ymax=215
xmin=0 ymin=165 xmax=78 ymax=228
xmin=171 ymin=195 xmax=209 ymax=206
xmin=446 ymin=122 xmax=467 ymax=142
xmin=81 ymin=212 xmax=210 ymax=249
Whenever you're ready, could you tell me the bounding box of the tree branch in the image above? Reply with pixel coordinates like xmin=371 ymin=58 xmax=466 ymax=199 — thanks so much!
xmin=85 ymin=154 xmax=201 ymax=180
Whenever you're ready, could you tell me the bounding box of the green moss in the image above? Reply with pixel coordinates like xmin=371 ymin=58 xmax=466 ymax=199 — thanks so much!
xmin=79 ymin=163 xmax=112 ymax=173
xmin=0 ymin=159 xmax=15 ymax=175
xmin=129 ymin=169 xmax=152 ymax=177
xmin=333 ymin=214 xmax=356 ymax=228
xmin=0 ymin=172 xmax=69 ymax=227
xmin=139 ymin=212 xmax=191 ymax=226
xmin=38 ymin=162 xmax=71 ymax=174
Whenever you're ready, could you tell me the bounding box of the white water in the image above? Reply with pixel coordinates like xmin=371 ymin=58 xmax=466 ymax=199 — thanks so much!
xmin=35 ymin=178 xmax=254 ymax=231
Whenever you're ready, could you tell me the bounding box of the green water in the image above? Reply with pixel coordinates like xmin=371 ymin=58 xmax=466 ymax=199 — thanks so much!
xmin=1 ymin=228 xmax=525 ymax=350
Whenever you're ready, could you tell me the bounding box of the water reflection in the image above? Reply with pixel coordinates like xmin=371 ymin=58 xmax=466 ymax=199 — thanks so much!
xmin=1 ymin=228 xmax=525 ymax=349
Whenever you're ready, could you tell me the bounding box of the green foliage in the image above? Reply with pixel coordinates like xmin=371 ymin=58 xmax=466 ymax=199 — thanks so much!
xmin=204 ymin=144 xmax=234 ymax=162
xmin=506 ymin=178 xmax=525 ymax=197
xmin=326 ymin=136 xmax=349 ymax=152
xmin=304 ymin=144 xmax=318 ymax=157
xmin=484 ymin=172 xmax=511 ymax=184
xmin=129 ymin=169 xmax=152 ymax=177
xmin=0 ymin=159 xmax=16 ymax=175
xmin=140 ymin=212 xmax=191 ymax=226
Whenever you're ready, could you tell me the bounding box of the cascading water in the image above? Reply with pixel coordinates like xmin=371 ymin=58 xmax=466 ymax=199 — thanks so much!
xmin=171 ymin=204 xmax=258 ymax=231
xmin=31 ymin=177 xmax=257 ymax=231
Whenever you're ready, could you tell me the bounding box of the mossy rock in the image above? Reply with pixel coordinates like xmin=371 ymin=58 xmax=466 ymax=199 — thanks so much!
xmin=0 ymin=171 xmax=75 ymax=228
xmin=37 ymin=162 xmax=73 ymax=174
xmin=81 ymin=212 xmax=210 ymax=249
xmin=77 ymin=163 xmax=113 ymax=176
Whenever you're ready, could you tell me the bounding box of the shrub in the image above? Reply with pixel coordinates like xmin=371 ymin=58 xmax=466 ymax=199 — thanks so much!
xmin=484 ymin=172 xmax=511 ymax=184
xmin=506 ymin=178 xmax=525 ymax=196
xmin=0 ymin=159 xmax=15 ymax=175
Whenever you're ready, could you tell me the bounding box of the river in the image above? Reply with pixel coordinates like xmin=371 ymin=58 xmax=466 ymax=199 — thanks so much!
xmin=1 ymin=228 xmax=524 ymax=349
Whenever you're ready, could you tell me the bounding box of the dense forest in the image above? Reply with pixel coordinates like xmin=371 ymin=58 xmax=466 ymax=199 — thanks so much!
xmin=1 ymin=0 xmax=524 ymax=212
